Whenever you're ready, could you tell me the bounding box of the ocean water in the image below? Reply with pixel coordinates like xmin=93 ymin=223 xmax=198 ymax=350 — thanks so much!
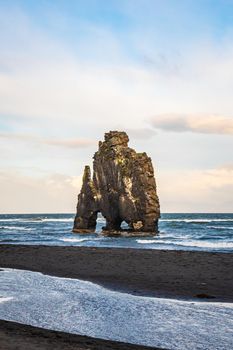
xmin=0 ymin=213 xmax=233 ymax=252
xmin=0 ymin=268 xmax=233 ymax=350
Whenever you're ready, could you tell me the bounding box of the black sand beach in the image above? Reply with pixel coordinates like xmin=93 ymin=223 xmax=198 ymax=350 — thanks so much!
xmin=0 ymin=245 xmax=233 ymax=350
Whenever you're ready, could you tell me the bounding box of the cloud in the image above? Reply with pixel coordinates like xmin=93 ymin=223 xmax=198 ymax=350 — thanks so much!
xmin=158 ymin=165 xmax=233 ymax=212
xmin=0 ymin=170 xmax=82 ymax=213
xmin=149 ymin=114 xmax=233 ymax=135
xmin=0 ymin=133 xmax=95 ymax=149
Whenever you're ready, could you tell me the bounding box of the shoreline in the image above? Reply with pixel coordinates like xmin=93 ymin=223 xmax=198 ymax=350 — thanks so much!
xmin=0 ymin=245 xmax=233 ymax=301
xmin=0 ymin=320 xmax=166 ymax=350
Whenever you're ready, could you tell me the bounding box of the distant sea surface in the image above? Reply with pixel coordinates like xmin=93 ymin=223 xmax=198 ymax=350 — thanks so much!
xmin=0 ymin=213 xmax=233 ymax=252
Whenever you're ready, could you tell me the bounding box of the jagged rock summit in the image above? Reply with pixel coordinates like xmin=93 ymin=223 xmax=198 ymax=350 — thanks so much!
xmin=73 ymin=131 xmax=160 ymax=236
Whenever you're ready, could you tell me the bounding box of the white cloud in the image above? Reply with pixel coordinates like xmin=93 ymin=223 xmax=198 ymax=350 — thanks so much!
xmin=0 ymin=170 xmax=82 ymax=213
xmin=149 ymin=114 xmax=233 ymax=135
xmin=0 ymin=133 xmax=95 ymax=149
xmin=158 ymin=165 xmax=233 ymax=212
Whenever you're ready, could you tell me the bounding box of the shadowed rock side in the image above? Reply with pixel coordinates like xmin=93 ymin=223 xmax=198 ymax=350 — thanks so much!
xmin=73 ymin=131 xmax=160 ymax=236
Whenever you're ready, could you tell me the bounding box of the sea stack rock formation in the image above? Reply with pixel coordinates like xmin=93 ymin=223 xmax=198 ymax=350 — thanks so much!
xmin=73 ymin=131 xmax=160 ymax=236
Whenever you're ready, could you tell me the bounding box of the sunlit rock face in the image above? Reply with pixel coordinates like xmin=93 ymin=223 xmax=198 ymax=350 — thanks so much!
xmin=73 ymin=131 xmax=160 ymax=236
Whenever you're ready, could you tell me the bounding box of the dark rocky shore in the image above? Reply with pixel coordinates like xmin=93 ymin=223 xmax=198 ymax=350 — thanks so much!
xmin=1 ymin=245 xmax=233 ymax=301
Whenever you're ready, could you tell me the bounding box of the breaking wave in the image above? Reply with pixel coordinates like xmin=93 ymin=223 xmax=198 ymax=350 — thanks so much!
xmin=39 ymin=218 xmax=73 ymax=222
xmin=207 ymin=225 xmax=233 ymax=230
xmin=0 ymin=226 xmax=34 ymax=231
xmin=136 ymin=239 xmax=162 ymax=244
xmin=59 ymin=238 xmax=88 ymax=243
xmin=160 ymin=219 xmax=233 ymax=223
xmin=0 ymin=218 xmax=73 ymax=223
xmin=136 ymin=239 xmax=233 ymax=249
xmin=0 ymin=297 xmax=14 ymax=304
xmin=0 ymin=219 xmax=22 ymax=222
xmin=176 ymin=241 xmax=233 ymax=249
xmin=59 ymin=237 xmax=100 ymax=243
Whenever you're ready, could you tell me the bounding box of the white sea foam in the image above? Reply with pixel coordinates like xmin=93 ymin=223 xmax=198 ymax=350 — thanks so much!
xmin=0 ymin=297 xmax=13 ymax=304
xmin=59 ymin=237 xmax=100 ymax=243
xmin=0 ymin=219 xmax=22 ymax=222
xmin=136 ymin=239 xmax=164 ymax=244
xmin=0 ymin=268 xmax=233 ymax=350
xmin=22 ymin=218 xmax=73 ymax=223
xmin=176 ymin=241 xmax=233 ymax=249
xmin=207 ymin=225 xmax=233 ymax=230
xmin=160 ymin=219 xmax=233 ymax=223
xmin=136 ymin=239 xmax=233 ymax=249
xmin=40 ymin=218 xmax=73 ymax=222
xmin=59 ymin=238 xmax=89 ymax=243
xmin=0 ymin=226 xmax=33 ymax=231
xmin=0 ymin=218 xmax=73 ymax=223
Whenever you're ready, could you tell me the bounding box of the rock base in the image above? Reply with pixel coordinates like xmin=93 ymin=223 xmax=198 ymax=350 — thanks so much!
xmin=73 ymin=228 xmax=158 ymax=237
xmin=72 ymin=228 xmax=96 ymax=234
xmin=101 ymin=229 xmax=158 ymax=237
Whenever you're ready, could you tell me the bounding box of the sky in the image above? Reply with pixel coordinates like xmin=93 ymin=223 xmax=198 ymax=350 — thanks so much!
xmin=0 ymin=0 xmax=233 ymax=213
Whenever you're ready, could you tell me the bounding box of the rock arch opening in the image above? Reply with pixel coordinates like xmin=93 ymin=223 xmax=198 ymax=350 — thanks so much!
xmin=121 ymin=221 xmax=130 ymax=230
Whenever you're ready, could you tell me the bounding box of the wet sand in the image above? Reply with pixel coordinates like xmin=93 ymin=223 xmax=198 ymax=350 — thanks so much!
xmin=0 ymin=245 xmax=233 ymax=301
